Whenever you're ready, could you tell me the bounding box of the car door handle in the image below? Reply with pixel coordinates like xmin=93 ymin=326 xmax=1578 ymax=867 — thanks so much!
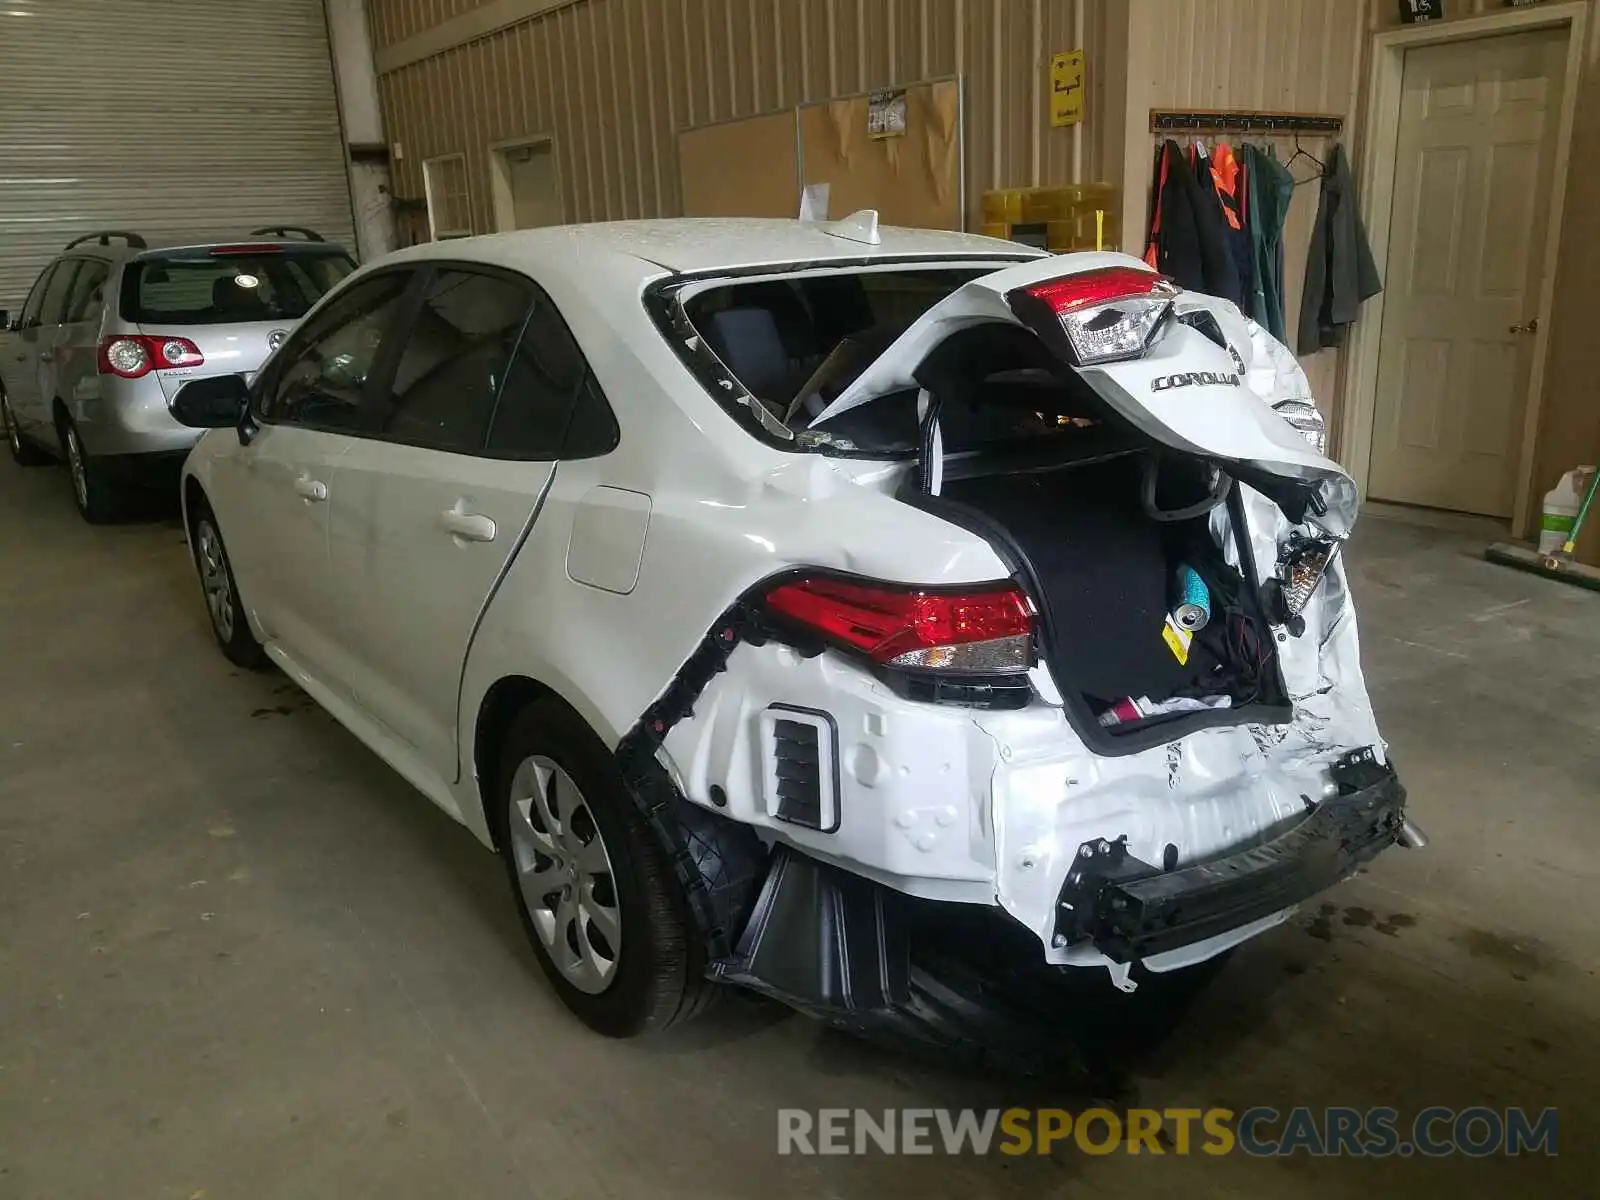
xmin=440 ymin=508 xmax=497 ymax=543
xmin=294 ymin=476 xmax=328 ymax=502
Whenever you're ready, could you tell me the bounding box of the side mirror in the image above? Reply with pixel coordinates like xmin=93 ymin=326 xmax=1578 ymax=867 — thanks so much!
xmin=171 ymin=374 xmax=250 ymax=428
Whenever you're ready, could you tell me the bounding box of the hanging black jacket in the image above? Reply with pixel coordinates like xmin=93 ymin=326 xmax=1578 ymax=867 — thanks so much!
xmin=1143 ymin=139 xmax=1243 ymax=306
xmin=1297 ymin=143 xmax=1382 ymax=353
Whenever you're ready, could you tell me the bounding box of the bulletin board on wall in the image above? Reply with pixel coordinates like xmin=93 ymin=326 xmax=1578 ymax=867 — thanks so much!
xmin=676 ymin=78 xmax=964 ymax=230
xmin=677 ymin=110 xmax=801 ymax=219
xmin=796 ymin=79 xmax=964 ymax=231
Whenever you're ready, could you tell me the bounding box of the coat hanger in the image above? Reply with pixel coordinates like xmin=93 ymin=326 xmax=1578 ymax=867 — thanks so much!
xmin=1286 ymin=128 xmax=1326 ymax=185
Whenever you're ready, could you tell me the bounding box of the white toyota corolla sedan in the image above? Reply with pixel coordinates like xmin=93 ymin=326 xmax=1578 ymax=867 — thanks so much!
xmin=173 ymin=214 xmax=1418 ymax=1049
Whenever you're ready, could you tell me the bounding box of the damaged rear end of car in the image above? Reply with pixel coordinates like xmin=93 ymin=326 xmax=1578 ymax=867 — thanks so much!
xmin=625 ymin=246 xmax=1417 ymax=1051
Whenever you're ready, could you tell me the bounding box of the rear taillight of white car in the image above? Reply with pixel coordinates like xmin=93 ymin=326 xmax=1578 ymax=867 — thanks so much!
xmin=97 ymin=335 xmax=205 ymax=379
xmin=1264 ymin=535 xmax=1340 ymax=634
xmin=1010 ymin=266 xmax=1178 ymax=366
xmin=763 ymin=576 xmax=1036 ymax=707
xmin=1272 ymin=399 xmax=1328 ymax=455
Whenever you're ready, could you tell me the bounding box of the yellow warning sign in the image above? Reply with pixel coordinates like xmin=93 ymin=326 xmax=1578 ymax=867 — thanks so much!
xmin=1162 ymin=614 xmax=1193 ymax=666
xmin=1050 ymin=50 xmax=1086 ymax=128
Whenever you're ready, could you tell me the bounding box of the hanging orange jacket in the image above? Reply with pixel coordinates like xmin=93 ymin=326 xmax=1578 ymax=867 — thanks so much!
xmin=1208 ymin=142 xmax=1245 ymax=231
xmin=1205 ymin=141 xmax=1253 ymax=305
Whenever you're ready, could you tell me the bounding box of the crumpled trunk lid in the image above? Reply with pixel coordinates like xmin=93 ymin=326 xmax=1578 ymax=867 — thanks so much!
xmin=809 ymin=251 xmax=1357 ymax=535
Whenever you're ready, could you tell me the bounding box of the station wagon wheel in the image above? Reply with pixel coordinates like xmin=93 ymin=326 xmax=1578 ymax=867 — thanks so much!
xmin=2 ymin=392 xmax=51 ymax=467
xmin=494 ymin=699 xmax=714 ymax=1036
xmin=56 ymin=416 xmax=121 ymax=523
xmin=188 ymin=497 xmax=266 ymax=668
xmin=506 ymin=755 xmax=623 ymax=994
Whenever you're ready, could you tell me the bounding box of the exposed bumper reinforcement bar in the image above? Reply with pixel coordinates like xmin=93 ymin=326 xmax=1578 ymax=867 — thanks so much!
xmin=1054 ymin=747 xmax=1407 ymax=962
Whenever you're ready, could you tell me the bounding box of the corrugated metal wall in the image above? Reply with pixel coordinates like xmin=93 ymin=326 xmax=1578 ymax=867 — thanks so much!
xmin=366 ymin=0 xmax=1125 ymax=234
xmin=1129 ymin=0 xmax=1368 ymax=413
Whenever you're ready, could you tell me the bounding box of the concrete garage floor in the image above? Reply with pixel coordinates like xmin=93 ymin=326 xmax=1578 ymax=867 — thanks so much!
xmin=1 ymin=458 xmax=1596 ymax=1200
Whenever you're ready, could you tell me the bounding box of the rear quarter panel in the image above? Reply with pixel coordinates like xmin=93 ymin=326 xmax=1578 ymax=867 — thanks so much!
xmin=455 ymin=267 xmax=1008 ymax=840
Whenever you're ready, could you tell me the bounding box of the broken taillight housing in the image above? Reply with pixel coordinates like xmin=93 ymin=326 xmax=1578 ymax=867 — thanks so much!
xmin=1273 ymin=399 xmax=1328 ymax=455
xmin=1265 ymin=536 xmax=1340 ymax=630
xmin=763 ymin=576 xmax=1036 ymax=674
xmin=1012 ymin=266 xmax=1178 ymax=365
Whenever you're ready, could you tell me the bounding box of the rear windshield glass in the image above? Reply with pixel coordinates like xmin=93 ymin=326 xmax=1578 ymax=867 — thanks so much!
xmin=120 ymin=251 xmax=355 ymax=326
xmin=673 ymin=267 xmax=1004 ymax=447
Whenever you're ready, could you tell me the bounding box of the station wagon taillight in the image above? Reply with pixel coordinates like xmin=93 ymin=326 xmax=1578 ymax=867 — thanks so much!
xmin=97 ymin=335 xmax=205 ymax=379
xmin=1010 ymin=266 xmax=1178 ymax=366
xmin=764 ymin=576 xmax=1036 ymax=674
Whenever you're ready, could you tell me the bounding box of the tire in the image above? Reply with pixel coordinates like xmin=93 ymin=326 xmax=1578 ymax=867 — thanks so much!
xmin=57 ymin=415 xmax=121 ymax=523
xmin=2 ymin=392 xmax=51 ymax=467
xmin=494 ymin=699 xmax=712 ymax=1036
xmin=190 ymin=499 xmax=267 ymax=669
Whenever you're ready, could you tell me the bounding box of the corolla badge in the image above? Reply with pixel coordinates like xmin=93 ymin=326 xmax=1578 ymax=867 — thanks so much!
xmin=1151 ymin=371 xmax=1241 ymax=392
xmin=266 ymin=329 xmax=288 ymax=351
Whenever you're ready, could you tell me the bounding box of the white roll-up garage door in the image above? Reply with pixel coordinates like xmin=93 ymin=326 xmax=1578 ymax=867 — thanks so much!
xmin=0 ymin=0 xmax=355 ymax=312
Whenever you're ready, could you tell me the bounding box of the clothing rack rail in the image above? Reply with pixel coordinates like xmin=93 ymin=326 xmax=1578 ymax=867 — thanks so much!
xmin=1149 ymin=108 xmax=1343 ymax=135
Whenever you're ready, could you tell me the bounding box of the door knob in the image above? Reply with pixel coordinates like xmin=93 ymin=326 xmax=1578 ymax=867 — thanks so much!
xmin=1508 ymin=317 xmax=1540 ymax=334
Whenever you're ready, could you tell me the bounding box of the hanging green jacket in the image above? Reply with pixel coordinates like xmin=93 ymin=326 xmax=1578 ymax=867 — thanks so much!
xmin=1242 ymin=143 xmax=1294 ymax=342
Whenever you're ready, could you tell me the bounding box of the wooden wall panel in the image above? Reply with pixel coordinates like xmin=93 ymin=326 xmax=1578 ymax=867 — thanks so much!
xmin=796 ymin=79 xmax=964 ymax=229
xmin=678 ymin=111 xmax=799 ymax=218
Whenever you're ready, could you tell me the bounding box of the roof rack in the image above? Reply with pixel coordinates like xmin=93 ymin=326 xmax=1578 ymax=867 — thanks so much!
xmin=63 ymin=230 xmax=148 ymax=250
xmin=247 ymin=225 xmax=326 ymax=242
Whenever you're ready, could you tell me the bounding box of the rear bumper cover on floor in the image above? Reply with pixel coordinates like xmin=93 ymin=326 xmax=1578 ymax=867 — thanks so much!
xmin=1055 ymin=746 xmax=1406 ymax=962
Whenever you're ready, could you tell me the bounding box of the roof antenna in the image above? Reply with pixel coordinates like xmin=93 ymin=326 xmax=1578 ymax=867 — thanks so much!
xmin=818 ymin=209 xmax=881 ymax=246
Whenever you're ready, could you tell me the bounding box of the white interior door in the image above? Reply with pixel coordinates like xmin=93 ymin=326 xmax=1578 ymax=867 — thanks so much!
xmin=1368 ymin=28 xmax=1567 ymax=517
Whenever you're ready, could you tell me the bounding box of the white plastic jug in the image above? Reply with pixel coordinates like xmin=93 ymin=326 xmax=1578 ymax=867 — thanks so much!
xmin=1539 ymin=465 xmax=1596 ymax=555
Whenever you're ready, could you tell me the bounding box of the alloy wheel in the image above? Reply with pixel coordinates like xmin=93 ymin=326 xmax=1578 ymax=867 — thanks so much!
xmin=506 ymin=755 xmax=622 ymax=994
xmin=64 ymin=426 xmax=88 ymax=509
xmin=196 ymin=519 xmax=236 ymax=643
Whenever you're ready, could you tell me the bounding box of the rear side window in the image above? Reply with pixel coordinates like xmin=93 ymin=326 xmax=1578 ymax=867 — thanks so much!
xmin=64 ymin=260 xmax=109 ymax=323
xmin=38 ymin=262 xmax=80 ymax=325
xmin=486 ymin=294 xmax=618 ymax=460
xmin=120 ymin=251 xmax=354 ymax=325
xmin=380 ymin=269 xmax=534 ymax=454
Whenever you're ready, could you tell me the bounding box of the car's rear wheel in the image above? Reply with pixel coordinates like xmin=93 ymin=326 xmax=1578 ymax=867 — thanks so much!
xmin=191 ymin=500 xmax=267 ymax=668
xmin=495 ymin=700 xmax=712 ymax=1036
xmin=57 ymin=416 xmax=121 ymax=523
